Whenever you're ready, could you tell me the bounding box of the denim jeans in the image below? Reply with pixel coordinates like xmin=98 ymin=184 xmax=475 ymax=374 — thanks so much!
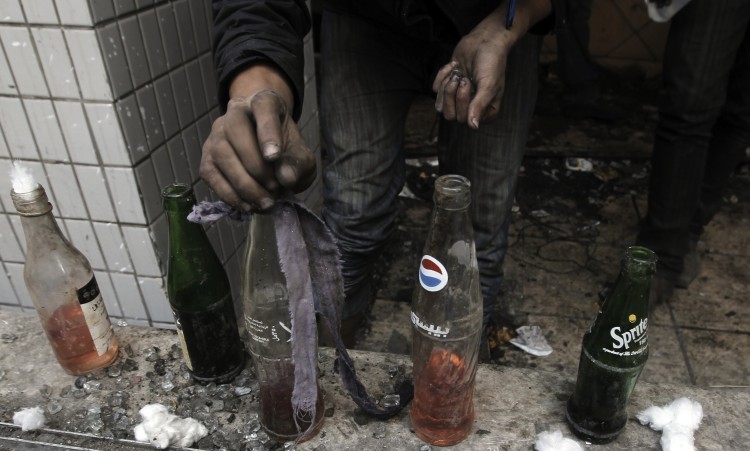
xmin=637 ymin=0 xmax=750 ymax=275
xmin=318 ymin=10 xmax=541 ymax=323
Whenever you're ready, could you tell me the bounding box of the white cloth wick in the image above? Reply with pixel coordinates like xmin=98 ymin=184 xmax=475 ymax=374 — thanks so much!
xmin=535 ymin=429 xmax=584 ymax=451
xmin=133 ymin=403 xmax=208 ymax=449
xmin=637 ymin=397 xmax=703 ymax=451
xmin=13 ymin=406 xmax=46 ymax=431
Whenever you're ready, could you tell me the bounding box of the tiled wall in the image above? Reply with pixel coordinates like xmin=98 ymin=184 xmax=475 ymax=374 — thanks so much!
xmin=0 ymin=0 xmax=321 ymax=327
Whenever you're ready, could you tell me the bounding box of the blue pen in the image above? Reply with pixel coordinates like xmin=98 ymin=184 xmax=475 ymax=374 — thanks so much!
xmin=505 ymin=0 xmax=517 ymax=29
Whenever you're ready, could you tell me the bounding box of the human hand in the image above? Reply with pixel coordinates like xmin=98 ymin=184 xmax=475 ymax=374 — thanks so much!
xmin=200 ymin=66 xmax=316 ymax=211
xmin=433 ymin=0 xmax=552 ymax=129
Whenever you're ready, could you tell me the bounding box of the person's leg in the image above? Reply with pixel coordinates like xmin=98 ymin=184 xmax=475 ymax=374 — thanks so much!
xmin=555 ymin=0 xmax=598 ymax=103
xmin=437 ymin=34 xmax=541 ymax=328
xmin=318 ymin=11 xmax=422 ymax=334
xmin=637 ymin=0 xmax=750 ymax=300
xmin=679 ymin=19 xmax=750 ymax=287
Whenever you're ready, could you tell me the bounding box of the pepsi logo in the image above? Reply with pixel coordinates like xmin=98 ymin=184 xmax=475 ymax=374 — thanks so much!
xmin=419 ymin=255 xmax=448 ymax=292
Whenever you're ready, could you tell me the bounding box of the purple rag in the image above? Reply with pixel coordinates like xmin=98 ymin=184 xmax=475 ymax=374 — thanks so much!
xmin=189 ymin=199 xmax=413 ymax=429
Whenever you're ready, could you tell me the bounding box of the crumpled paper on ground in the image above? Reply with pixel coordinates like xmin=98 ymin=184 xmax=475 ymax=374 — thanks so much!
xmin=133 ymin=403 xmax=208 ymax=449
xmin=13 ymin=406 xmax=46 ymax=431
xmin=637 ymin=397 xmax=703 ymax=451
xmin=535 ymin=429 xmax=583 ymax=451
xmin=510 ymin=325 xmax=553 ymax=356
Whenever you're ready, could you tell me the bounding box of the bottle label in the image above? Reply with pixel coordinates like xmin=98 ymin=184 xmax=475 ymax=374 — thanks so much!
xmin=603 ymin=314 xmax=648 ymax=357
xmin=172 ymin=310 xmax=193 ymax=370
xmin=76 ymin=277 xmax=115 ymax=356
xmin=418 ymin=255 xmax=448 ymax=292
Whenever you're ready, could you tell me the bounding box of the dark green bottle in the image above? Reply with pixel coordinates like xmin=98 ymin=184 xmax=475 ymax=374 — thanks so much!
xmin=162 ymin=183 xmax=245 ymax=384
xmin=566 ymin=246 xmax=656 ymax=443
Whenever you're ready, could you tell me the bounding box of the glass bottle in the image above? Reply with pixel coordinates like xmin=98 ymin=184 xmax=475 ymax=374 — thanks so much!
xmin=11 ymin=184 xmax=118 ymax=375
xmin=410 ymin=174 xmax=483 ymax=446
xmin=162 ymin=183 xmax=245 ymax=384
xmin=566 ymin=246 xmax=656 ymax=443
xmin=242 ymin=209 xmax=324 ymax=443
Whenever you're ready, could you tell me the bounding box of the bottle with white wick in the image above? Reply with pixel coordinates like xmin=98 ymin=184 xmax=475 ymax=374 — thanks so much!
xmin=10 ymin=164 xmax=119 ymax=375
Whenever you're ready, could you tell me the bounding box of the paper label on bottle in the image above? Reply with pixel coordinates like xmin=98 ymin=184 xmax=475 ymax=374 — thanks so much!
xmin=418 ymin=255 xmax=448 ymax=292
xmin=77 ymin=277 xmax=115 ymax=356
xmin=171 ymin=310 xmax=193 ymax=370
xmin=602 ymin=314 xmax=649 ymax=357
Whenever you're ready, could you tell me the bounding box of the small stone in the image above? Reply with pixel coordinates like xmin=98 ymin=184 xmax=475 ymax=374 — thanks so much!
xmin=74 ymin=376 xmax=87 ymax=389
xmin=233 ymin=386 xmax=252 ymax=397
xmin=47 ymin=401 xmax=62 ymax=414
xmin=372 ymin=423 xmax=386 ymax=439
xmin=39 ymin=384 xmax=52 ymax=398
xmin=107 ymin=365 xmax=122 ymax=378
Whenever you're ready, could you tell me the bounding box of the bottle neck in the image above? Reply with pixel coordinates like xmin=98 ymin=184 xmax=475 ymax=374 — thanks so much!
xmin=162 ymin=184 xmax=213 ymax=251
xmin=12 ymin=186 xmax=67 ymax=251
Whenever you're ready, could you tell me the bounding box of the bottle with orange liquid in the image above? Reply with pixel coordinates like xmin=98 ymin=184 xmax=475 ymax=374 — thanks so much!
xmin=410 ymin=174 xmax=483 ymax=446
xmin=10 ymin=165 xmax=118 ymax=375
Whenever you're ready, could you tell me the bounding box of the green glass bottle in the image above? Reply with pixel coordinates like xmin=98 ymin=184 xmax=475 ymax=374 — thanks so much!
xmin=566 ymin=246 xmax=656 ymax=443
xmin=162 ymin=183 xmax=245 ymax=384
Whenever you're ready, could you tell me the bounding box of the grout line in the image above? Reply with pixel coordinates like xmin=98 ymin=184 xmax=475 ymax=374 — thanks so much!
xmin=668 ymin=303 xmax=697 ymax=385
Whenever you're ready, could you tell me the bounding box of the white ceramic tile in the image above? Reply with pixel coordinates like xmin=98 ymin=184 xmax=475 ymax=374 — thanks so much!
xmin=21 ymin=0 xmax=58 ymax=24
xmin=5 ymin=261 xmax=32 ymax=308
xmin=104 ymin=166 xmax=147 ymax=224
xmin=94 ymin=270 xmax=123 ymax=318
xmin=23 ymin=99 xmax=69 ymax=162
xmin=7 ymin=214 xmax=26 ymax=255
xmin=55 ymin=101 xmax=98 ymax=164
xmin=110 ymin=272 xmax=148 ymax=319
xmin=57 ymin=0 xmax=93 ymax=26
xmin=0 ymin=129 xmax=7 ymax=161
xmin=0 ymin=26 xmax=47 ymax=96
xmin=0 ymin=51 xmax=17 ymax=95
xmin=64 ymin=219 xmax=106 ymax=270
xmin=1 ymin=0 xmax=25 ymax=23
xmin=64 ymin=29 xmax=112 ymax=101
xmin=45 ymin=163 xmax=88 ymax=218
xmin=92 ymin=221 xmax=133 ymax=273
xmin=84 ymin=103 xmax=130 ymax=165
xmin=0 ymin=265 xmax=21 ymax=307
xmin=121 ymin=225 xmax=160 ymax=276
xmin=138 ymin=275 xmax=171 ymax=323
xmin=0 ymin=97 xmax=38 ymax=160
xmin=74 ymin=165 xmax=116 ymax=222
xmin=0 ymin=213 xmax=24 ymax=262
xmin=31 ymin=28 xmax=79 ymax=99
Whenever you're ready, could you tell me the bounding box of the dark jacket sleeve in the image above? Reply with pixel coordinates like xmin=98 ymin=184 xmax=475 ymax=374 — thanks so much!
xmin=212 ymin=0 xmax=312 ymax=119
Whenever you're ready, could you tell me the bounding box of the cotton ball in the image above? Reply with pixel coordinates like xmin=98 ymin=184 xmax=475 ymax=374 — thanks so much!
xmin=668 ymin=397 xmax=703 ymax=431
xmin=13 ymin=406 xmax=46 ymax=431
xmin=133 ymin=403 xmax=207 ymax=449
xmin=637 ymin=405 xmax=674 ymax=430
xmin=535 ymin=430 xmax=584 ymax=451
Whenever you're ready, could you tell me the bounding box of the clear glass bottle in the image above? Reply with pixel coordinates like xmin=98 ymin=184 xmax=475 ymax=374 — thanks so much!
xmin=11 ymin=184 xmax=118 ymax=375
xmin=566 ymin=246 xmax=656 ymax=443
xmin=410 ymin=174 xmax=483 ymax=446
xmin=242 ymin=209 xmax=324 ymax=442
xmin=162 ymin=183 xmax=245 ymax=384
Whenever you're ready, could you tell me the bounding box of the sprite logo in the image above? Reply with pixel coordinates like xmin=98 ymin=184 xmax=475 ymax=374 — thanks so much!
xmin=609 ymin=315 xmax=648 ymax=351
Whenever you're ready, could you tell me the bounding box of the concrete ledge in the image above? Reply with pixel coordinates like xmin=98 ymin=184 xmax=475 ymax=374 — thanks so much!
xmin=1 ymin=310 xmax=748 ymax=450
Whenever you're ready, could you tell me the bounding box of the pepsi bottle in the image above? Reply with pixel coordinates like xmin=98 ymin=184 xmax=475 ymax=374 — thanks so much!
xmin=566 ymin=246 xmax=656 ymax=443
xmin=410 ymin=175 xmax=483 ymax=446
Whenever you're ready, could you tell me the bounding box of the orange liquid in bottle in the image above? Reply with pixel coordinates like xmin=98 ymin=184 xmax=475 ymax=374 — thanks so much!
xmin=44 ymin=303 xmax=118 ymax=375
xmin=411 ymin=348 xmax=476 ymax=446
